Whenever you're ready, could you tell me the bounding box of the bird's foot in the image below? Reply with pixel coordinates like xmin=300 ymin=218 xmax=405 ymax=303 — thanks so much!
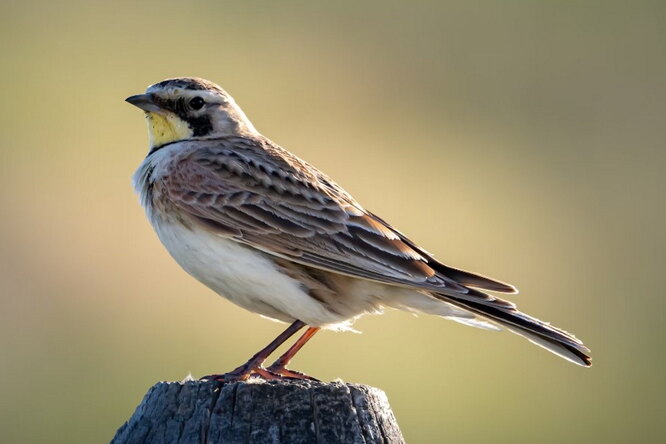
xmin=200 ymin=359 xmax=270 ymax=382
xmin=201 ymin=365 xmax=317 ymax=382
xmin=199 ymin=321 xmax=320 ymax=382
xmin=199 ymin=370 xmax=251 ymax=383
xmin=265 ymin=363 xmax=319 ymax=381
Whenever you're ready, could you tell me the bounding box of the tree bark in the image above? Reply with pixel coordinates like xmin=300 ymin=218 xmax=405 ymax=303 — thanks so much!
xmin=111 ymin=379 xmax=405 ymax=444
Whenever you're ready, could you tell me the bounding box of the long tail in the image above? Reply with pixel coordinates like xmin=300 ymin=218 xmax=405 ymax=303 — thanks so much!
xmin=435 ymin=289 xmax=592 ymax=367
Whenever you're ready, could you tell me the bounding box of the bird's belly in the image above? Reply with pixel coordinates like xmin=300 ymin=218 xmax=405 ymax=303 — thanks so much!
xmin=151 ymin=217 xmax=344 ymax=326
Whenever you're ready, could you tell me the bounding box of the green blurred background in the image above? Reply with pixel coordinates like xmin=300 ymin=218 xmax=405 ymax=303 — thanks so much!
xmin=1 ymin=1 xmax=664 ymax=442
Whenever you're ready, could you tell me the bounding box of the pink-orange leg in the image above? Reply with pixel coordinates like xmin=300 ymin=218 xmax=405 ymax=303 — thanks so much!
xmin=201 ymin=320 xmax=305 ymax=382
xmin=266 ymin=327 xmax=321 ymax=380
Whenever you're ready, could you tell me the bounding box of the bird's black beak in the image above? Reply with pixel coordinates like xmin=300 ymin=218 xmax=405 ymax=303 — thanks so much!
xmin=125 ymin=94 xmax=162 ymax=112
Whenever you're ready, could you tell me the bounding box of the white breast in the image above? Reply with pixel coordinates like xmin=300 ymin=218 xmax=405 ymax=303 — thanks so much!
xmin=156 ymin=218 xmax=343 ymax=325
xmin=133 ymin=147 xmax=346 ymax=327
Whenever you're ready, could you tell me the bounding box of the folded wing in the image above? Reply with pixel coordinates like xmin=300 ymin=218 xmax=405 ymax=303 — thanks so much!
xmin=160 ymin=138 xmax=514 ymax=310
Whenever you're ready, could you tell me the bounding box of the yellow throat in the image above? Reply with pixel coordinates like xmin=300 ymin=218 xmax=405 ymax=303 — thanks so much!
xmin=145 ymin=112 xmax=192 ymax=148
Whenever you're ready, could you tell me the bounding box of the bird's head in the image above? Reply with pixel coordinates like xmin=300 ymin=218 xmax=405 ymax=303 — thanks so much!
xmin=126 ymin=77 xmax=257 ymax=150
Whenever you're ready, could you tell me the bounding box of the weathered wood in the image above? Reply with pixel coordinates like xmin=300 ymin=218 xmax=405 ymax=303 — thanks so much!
xmin=111 ymin=379 xmax=405 ymax=444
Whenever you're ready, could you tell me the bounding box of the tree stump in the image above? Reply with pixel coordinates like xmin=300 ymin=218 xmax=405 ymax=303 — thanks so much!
xmin=111 ymin=379 xmax=405 ymax=444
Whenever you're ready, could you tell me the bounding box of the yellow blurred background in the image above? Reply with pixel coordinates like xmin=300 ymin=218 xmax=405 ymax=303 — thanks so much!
xmin=1 ymin=1 xmax=664 ymax=442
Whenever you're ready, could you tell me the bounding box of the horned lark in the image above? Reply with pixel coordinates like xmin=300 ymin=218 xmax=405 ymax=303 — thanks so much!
xmin=127 ymin=77 xmax=591 ymax=380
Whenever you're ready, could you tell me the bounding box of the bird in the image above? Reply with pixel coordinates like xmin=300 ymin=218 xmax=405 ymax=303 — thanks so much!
xmin=126 ymin=77 xmax=591 ymax=380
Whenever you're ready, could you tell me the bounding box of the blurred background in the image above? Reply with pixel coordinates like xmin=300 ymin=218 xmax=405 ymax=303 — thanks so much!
xmin=1 ymin=1 xmax=664 ymax=442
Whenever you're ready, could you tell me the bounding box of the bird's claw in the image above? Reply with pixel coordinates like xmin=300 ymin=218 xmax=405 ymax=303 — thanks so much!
xmin=265 ymin=364 xmax=319 ymax=381
xmin=201 ymin=365 xmax=317 ymax=382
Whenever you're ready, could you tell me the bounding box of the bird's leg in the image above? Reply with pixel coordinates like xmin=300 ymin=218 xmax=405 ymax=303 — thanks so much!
xmin=266 ymin=327 xmax=320 ymax=380
xmin=201 ymin=320 xmax=305 ymax=382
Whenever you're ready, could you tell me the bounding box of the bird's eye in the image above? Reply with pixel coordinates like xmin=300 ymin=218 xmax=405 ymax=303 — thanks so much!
xmin=189 ymin=97 xmax=205 ymax=110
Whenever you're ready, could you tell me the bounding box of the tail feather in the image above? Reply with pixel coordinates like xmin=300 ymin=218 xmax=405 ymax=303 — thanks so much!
xmin=435 ymin=292 xmax=592 ymax=367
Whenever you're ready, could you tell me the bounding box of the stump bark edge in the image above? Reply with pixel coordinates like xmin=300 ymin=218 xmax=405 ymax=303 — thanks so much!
xmin=110 ymin=379 xmax=405 ymax=444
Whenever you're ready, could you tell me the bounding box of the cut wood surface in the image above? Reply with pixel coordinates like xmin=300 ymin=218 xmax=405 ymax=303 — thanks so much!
xmin=111 ymin=379 xmax=405 ymax=444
